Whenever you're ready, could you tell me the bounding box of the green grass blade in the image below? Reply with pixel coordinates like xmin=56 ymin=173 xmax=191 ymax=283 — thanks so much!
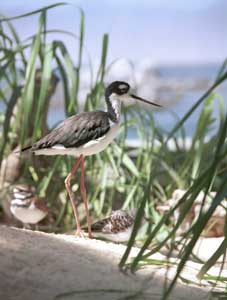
xmin=160 ymin=114 xmax=227 ymax=299
xmin=197 ymin=237 xmax=227 ymax=280
xmin=165 ymin=71 xmax=227 ymax=144
xmin=0 ymin=3 xmax=67 ymax=22
xmin=32 ymin=43 xmax=54 ymax=141
xmin=74 ymin=9 xmax=84 ymax=106
xmin=0 ymin=86 xmax=22 ymax=166
xmin=54 ymin=41 xmax=77 ymax=115
xmin=19 ymin=12 xmax=45 ymax=145
xmin=100 ymin=34 xmax=108 ymax=82
xmin=162 ymin=173 xmax=227 ymax=299
xmin=112 ymin=143 xmax=139 ymax=178
xmin=0 ymin=15 xmax=27 ymax=67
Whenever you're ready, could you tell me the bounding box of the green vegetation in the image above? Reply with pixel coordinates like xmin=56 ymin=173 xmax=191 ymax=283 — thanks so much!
xmin=0 ymin=3 xmax=227 ymax=299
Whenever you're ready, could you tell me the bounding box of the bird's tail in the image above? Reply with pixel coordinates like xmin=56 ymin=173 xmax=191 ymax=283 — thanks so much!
xmin=13 ymin=145 xmax=32 ymax=154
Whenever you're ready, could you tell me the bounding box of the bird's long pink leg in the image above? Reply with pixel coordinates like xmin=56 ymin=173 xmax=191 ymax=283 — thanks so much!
xmin=80 ymin=155 xmax=92 ymax=239
xmin=65 ymin=155 xmax=84 ymax=237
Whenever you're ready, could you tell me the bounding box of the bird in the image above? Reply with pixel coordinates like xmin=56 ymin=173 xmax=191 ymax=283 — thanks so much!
xmin=84 ymin=209 xmax=138 ymax=242
xmin=10 ymin=184 xmax=48 ymax=228
xmin=19 ymin=81 xmax=161 ymax=238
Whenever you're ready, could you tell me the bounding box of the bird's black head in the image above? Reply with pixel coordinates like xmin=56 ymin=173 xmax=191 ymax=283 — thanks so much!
xmin=105 ymin=81 xmax=130 ymax=98
xmin=105 ymin=81 xmax=162 ymax=108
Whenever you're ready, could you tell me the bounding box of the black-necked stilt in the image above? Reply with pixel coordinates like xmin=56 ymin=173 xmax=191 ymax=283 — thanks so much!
xmin=10 ymin=184 xmax=48 ymax=227
xmin=20 ymin=81 xmax=161 ymax=238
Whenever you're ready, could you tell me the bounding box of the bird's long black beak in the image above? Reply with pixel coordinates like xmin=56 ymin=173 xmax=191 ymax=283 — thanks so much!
xmin=130 ymin=94 xmax=162 ymax=107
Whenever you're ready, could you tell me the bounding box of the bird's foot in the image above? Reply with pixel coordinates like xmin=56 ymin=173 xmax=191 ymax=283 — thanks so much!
xmin=75 ymin=229 xmax=93 ymax=239
xmin=75 ymin=229 xmax=86 ymax=238
xmin=23 ymin=224 xmax=31 ymax=230
xmin=87 ymin=231 xmax=93 ymax=239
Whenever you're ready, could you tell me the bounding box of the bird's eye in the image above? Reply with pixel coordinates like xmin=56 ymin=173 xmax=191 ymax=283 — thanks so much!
xmin=117 ymin=89 xmax=126 ymax=95
xmin=119 ymin=84 xmax=128 ymax=90
xmin=118 ymin=84 xmax=129 ymax=94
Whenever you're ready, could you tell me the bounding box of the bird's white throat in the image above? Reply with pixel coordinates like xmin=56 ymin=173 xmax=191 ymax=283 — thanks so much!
xmin=109 ymin=93 xmax=122 ymax=123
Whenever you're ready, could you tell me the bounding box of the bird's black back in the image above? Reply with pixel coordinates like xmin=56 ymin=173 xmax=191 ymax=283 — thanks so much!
xmin=30 ymin=111 xmax=110 ymax=151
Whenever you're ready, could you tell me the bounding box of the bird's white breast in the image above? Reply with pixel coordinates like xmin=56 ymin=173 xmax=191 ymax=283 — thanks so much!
xmin=10 ymin=202 xmax=47 ymax=224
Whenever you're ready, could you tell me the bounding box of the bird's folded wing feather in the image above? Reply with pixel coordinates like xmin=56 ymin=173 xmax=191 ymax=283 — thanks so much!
xmin=31 ymin=111 xmax=110 ymax=150
xmin=111 ymin=213 xmax=134 ymax=233
xmin=33 ymin=197 xmax=48 ymax=213
xmin=90 ymin=218 xmax=111 ymax=232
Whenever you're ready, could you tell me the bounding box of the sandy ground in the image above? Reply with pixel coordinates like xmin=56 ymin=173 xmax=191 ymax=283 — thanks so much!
xmin=0 ymin=225 xmax=219 ymax=300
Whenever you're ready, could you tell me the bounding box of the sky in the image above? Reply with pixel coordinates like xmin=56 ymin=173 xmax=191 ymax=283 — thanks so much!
xmin=0 ymin=0 xmax=226 ymax=65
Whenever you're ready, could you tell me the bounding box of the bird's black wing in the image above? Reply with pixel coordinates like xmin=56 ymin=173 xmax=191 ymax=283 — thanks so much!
xmin=30 ymin=111 xmax=110 ymax=151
